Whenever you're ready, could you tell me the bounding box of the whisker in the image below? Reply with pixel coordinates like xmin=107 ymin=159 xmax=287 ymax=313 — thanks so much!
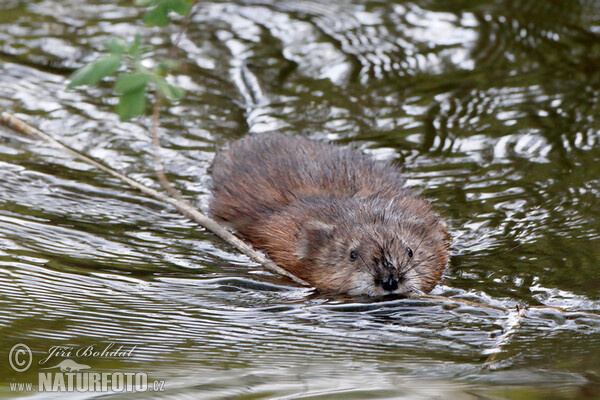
xmin=357 ymin=253 xmax=377 ymax=279
xmin=403 ymin=253 xmax=438 ymax=275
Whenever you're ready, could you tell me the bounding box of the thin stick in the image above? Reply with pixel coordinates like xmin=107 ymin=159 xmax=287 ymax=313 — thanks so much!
xmin=421 ymin=294 xmax=600 ymax=318
xmin=422 ymin=294 xmax=508 ymax=311
xmin=484 ymin=305 xmax=526 ymax=364
xmin=172 ymin=0 xmax=198 ymax=50
xmin=0 ymin=111 xmax=310 ymax=286
xmin=150 ymin=94 xmax=184 ymax=201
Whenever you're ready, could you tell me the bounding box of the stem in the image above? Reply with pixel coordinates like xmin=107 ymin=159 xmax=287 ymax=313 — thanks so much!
xmin=483 ymin=305 xmax=526 ymax=364
xmin=0 ymin=112 xmax=310 ymax=286
xmin=150 ymin=93 xmax=184 ymax=201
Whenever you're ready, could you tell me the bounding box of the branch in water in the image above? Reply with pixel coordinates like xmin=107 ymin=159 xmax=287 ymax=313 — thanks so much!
xmin=150 ymin=94 xmax=184 ymax=201
xmin=0 ymin=111 xmax=310 ymax=286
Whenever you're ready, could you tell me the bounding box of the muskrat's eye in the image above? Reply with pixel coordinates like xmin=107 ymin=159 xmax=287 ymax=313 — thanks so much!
xmin=407 ymin=247 xmax=413 ymax=258
xmin=350 ymin=251 xmax=358 ymax=261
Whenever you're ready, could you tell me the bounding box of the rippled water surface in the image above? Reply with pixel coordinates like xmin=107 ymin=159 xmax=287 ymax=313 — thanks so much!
xmin=1 ymin=0 xmax=600 ymax=398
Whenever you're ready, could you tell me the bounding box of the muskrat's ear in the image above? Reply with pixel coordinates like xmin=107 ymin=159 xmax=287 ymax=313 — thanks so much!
xmin=296 ymin=220 xmax=335 ymax=259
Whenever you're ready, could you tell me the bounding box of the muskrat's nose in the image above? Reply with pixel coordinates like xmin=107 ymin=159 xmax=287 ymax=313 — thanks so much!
xmin=380 ymin=277 xmax=398 ymax=292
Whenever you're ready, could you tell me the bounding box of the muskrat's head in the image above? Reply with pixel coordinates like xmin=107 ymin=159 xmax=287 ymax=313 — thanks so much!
xmin=295 ymin=198 xmax=450 ymax=297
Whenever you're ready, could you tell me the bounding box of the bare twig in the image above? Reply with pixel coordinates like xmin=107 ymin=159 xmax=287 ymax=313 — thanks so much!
xmin=483 ymin=305 xmax=526 ymax=364
xmin=172 ymin=0 xmax=198 ymax=51
xmin=421 ymin=294 xmax=508 ymax=311
xmin=150 ymin=0 xmax=198 ymax=201
xmin=150 ymin=94 xmax=184 ymax=201
xmin=421 ymin=294 xmax=599 ymax=318
xmin=0 ymin=111 xmax=310 ymax=286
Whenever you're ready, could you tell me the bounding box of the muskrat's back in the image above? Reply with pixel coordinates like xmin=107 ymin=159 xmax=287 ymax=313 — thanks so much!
xmin=210 ymin=133 xmax=449 ymax=296
xmin=210 ymin=133 xmax=408 ymax=225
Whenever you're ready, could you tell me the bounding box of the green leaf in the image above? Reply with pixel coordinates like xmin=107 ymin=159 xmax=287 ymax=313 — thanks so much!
xmin=143 ymin=2 xmax=170 ymax=26
xmin=128 ymin=34 xmax=142 ymax=54
xmin=135 ymin=0 xmax=159 ymax=6
xmin=142 ymin=0 xmax=191 ymax=26
xmin=115 ymin=72 xmax=151 ymax=94
xmin=157 ymin=60 xmax=180 ymax=73
xmin=138 ymin=45 xmax=153 ymax=55
xmin=169 ymin=0 xmax=191 ymax=15
xmin=104 ymin=38 xmax=128 ymax=55
xmin=161 ymin=82 xmax=185 ymax=101
xmin=149 ymin=75 xmax=184 ymax=101
xmin=116 ymin=86 xmax=147 ymax=121
xmin=68 ymin=54 xmax=122 ymax=88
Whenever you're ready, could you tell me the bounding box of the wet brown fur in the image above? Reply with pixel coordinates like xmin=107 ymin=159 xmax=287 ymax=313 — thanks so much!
xmin=209 ymin=133 xmax=450 ymax=296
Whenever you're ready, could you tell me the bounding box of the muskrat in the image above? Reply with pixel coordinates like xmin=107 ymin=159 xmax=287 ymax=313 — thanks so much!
xmin=209 ymin=133 xmax=450 ymax=296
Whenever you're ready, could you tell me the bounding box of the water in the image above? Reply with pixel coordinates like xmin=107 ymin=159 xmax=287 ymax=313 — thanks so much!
xmin=0 ymin=0 xmax=599 ymax=398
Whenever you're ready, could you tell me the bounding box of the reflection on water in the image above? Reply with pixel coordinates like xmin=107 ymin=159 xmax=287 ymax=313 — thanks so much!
xmin=0 ymin=0 xmax=599 ymax=398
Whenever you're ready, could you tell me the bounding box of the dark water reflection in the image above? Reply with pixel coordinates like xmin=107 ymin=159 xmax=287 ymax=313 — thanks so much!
xmin=1 ymin=0 xmax=599 ymax=398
